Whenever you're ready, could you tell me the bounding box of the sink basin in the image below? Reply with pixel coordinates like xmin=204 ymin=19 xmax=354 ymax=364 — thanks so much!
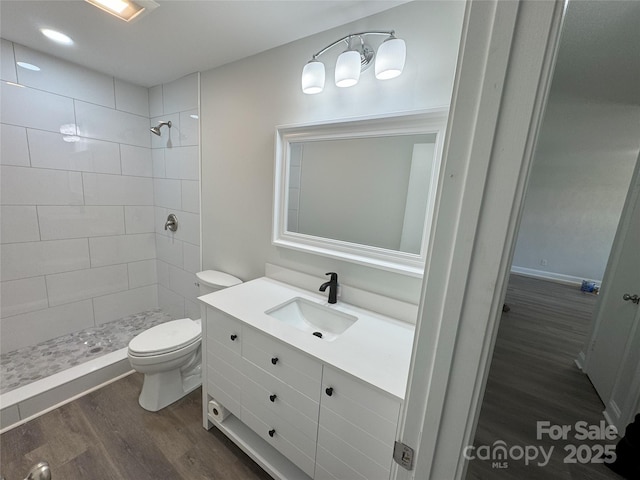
xmin=265 ymin=297 xmax=357 ymax=341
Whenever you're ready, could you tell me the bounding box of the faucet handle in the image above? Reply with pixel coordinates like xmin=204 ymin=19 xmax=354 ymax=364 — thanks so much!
xmin=325 ymin=272 xmax=338 ymax=283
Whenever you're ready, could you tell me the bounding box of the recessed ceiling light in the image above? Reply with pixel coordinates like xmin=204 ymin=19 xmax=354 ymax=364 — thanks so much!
xmin=17 ymin=62 xmax=41 ymax=71
xmin=40 ymin=28 xmax=74 ymax=45
xmin=190 ymin=114 xmax=199 ymax=119
xmin=85 ymin=0 xmax=158 ymax=22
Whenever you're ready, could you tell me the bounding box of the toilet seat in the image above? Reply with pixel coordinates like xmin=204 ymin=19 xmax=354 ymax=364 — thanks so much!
xmin=128 ymin=318 xmax=201 ymax=357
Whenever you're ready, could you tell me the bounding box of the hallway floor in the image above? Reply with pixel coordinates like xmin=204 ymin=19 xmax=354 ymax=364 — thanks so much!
xmin=467 ymin=275 xmax=623 ymax=480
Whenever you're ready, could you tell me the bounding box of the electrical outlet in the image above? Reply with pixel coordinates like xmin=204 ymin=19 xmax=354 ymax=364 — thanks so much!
xmin=540 ymin=258 xmax=548 ymax=266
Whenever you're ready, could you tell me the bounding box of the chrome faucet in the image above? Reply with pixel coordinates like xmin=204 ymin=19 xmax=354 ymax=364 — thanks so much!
xmin=319 ymin=272 xmax=339 ymax=304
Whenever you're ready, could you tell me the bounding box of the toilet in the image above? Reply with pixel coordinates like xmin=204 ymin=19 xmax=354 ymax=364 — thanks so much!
xmin=128 ymin=270 xmax=242 ymax=411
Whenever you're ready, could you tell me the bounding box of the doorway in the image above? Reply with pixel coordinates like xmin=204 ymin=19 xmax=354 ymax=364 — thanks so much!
xmin=466 ymin=0 xmax=640 ymax=478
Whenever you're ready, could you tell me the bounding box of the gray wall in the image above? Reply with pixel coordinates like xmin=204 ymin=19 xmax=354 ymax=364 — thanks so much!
xmin=512 ymin=91 xmax=640 ymax=282
xmin=200 ymin=1 xmax=465 ymax=303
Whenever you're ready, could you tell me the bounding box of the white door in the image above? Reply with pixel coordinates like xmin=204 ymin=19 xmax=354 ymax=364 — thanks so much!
xmin=584 ymin=158 xmax=640 ymax=412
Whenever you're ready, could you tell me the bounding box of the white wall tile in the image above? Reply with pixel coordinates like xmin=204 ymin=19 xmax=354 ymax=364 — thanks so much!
xmin=152 ymin=148 xmax=165 ymax=177
xmin=1 ymin=166 xmax=84 ymax=205
xmin=83 ymin=173 xmax=153 ymax=206
xmin=162 ymin=73 xmax=198 ymax=113
xmin=0 ymin=82 xmax=75 ymax=132
xmin=125 ymin=206 xmax=155 ymax=234
xmin=154 ymin=207 xmax=168 ymax=234
xmin=183 ymin=241 xmax=200 ymax=274
xmin=128 ymin=259 xmax=157 ymax=288
xmin=1 ymin=239 xmax=90 ymax=281
xmin=150 ymin=113 xmax=179 ymax=149
xmin=0 ymin=276 xmax=48 ymax=318
xmin=153 ymin=178 xmax=181 ymax=209
xmin=174 ymin=210 xmax=200 ymax=246
xmin=0 ymin=206 xmax=40 ymax=244
xmin=1 ymin=39 xmax=17 ymax=83
xmin=157 ymin=285 xmax=184 ymax=319
xmin=121 ymin=144 xmax=153 ymax=177
xmin=14 ymin=44 xmax=115 ymax=108
xmin=165 ymin=146 xmax=199 ymax=180
xmin=185 ymin=299 xmax=200 ymax=320
xmin=46 ymin=264 xmax=128 ymax=307
xmin=156 ymin=259 xmax=170 ymax=288
xmin=179 ymin=110 xmax=199 ymax=146
xmin=181 ymin=180 xmax=199 ymax=214
xmin=28 ymin=129 xmax=121 ymax=174
xmin=155 ymin=234 xmax=183 ymax=267
xmin=1 ymin=124 xmax=30 ymax=166
xmin=75 ymin=100 xmax=150 ymax=148
xmin=169 ymin=265 xmax=198 ymax=301
xmin=149 ymin=85 xmax=163 ymax=117
xmin=38 ymin=206 xmax=125 ymax=240
xmin=93 ymin=285 xmax=158 ymax=324
xmin=0 ymin=300 xmax=94 ymax=352
xmin=89 ymin=233 xmax=156 ymax=267
xmin=115 ymin=79 xmax=149 ymax=117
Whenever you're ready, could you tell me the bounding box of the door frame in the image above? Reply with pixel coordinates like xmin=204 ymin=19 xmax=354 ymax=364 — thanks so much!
xmin=393 ymin=1 xmax=566 ymax=479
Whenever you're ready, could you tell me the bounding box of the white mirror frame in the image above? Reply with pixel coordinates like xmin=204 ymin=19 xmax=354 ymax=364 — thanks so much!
xmin=273 ymin=109 xmax=448 ymax=277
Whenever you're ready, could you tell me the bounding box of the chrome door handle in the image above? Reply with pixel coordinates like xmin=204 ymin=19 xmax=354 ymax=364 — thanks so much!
xmin=622 ymin=293 xmax=640 ymax=304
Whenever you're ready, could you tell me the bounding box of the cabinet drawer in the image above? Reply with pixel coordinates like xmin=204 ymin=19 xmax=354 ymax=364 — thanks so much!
xmin=242 ymin=401 xmax=316 ymax=478
xmin=243 ymin=327 xmax=321 ymax=400
xmin=206 ymin=308 xmax=242 ymax=355
xmin=242 ymin=365 xmax=318 ymax=441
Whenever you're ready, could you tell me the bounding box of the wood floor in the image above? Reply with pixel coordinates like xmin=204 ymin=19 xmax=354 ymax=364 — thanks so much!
xmin=466 ymin=275 xmax=623 ymax=480
xmin=0 ymin=374 xmax=273 ymax=480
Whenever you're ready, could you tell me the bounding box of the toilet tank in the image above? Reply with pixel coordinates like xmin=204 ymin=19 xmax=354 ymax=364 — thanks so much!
xmin=196 ymin=270 xmax=242 ymax=295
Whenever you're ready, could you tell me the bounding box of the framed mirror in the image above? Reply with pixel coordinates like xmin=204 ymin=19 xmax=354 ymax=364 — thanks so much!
xmin=273 ymin=109 xmax=448 ymax=277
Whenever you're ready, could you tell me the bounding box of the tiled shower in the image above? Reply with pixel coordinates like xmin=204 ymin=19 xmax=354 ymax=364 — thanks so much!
xmin=0 ymin=38 xmax=201 ymax=402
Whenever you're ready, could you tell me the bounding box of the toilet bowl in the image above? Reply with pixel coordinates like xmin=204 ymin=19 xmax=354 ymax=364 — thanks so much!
xmin=128 ymin=270 xmax=242 ymax=411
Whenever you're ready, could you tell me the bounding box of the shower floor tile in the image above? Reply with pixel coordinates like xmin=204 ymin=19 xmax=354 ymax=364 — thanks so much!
xmin=0 ymin=310 xmax=175 ymax=395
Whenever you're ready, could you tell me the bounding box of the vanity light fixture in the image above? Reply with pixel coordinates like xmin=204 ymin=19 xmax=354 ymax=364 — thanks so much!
xmin=84 ymin=0 xmax=158 ymax=22
xmin=302 ymin=31 xmax=406 ymax=94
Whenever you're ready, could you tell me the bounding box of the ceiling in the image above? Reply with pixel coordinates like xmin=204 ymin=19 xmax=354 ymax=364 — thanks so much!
xmin=0 ymin=0 xmax=409 ymax=87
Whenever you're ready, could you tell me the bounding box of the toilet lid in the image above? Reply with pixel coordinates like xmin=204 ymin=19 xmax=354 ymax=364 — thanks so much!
xmin=129 ymin=318 xmax=201 ymax=356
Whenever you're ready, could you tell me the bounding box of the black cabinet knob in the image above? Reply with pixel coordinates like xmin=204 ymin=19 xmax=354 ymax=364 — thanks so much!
xmin=325 ymin=387 xmax=334 ymax=396
xmin=230 ymin=334 xmax=237 ymax=341
xmin=268 ymin=429 xmax=276 ymax=437
xmin=269 ymin=394 xmax=277 ymax=402
xmin=271 ymin=357 xmax=279 ymax=365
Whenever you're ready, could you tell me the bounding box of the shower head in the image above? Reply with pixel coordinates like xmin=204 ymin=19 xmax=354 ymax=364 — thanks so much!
xmin=150 ymin=120 xmax=171 ymax=136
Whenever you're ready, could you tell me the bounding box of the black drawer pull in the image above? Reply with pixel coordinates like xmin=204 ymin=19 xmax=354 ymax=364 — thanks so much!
xmin=269 ymin=394 xmax=277 ymax=402
xmin=325 ymin=387 xmax=334 ymax=396
xmin=230 ymin=334 xmax=237 ymax=341
xmin=268 ymin=429 xmax=276 ymax=437
xmin=271 ymin=357 xmax=279 ymax=365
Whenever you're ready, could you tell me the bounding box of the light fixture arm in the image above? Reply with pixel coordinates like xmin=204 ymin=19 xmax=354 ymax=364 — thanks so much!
xmin=309 ymin=30 xmax=396 ymax=60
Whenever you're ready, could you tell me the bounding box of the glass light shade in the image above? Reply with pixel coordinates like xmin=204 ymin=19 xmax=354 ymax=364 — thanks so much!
xmin=302 ymin=60 xmax=325 ymax=94
xmin=375 ymin=37 xmax=406 ymax=80
xmin=335 ymin=50 xmax=361 ymax=88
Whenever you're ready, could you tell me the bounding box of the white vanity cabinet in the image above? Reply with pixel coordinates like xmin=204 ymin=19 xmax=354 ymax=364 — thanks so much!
xmin=203 ymin=298 xmax=407 ymax=480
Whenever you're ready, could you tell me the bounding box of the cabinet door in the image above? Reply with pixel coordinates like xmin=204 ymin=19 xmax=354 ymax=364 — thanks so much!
xmin=316 ymin=366 xmax=401 ymax=480
xmin=206 ymin=308 xmax=243 ymax=417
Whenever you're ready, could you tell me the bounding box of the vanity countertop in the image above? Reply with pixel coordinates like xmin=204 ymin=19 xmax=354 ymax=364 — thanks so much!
xmin=199 ymin=277 xmax=415 ymax=400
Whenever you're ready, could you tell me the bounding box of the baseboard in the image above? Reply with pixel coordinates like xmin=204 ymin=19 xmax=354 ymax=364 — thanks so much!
xmin=510 ymin=266 xmax=602 ymax=286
